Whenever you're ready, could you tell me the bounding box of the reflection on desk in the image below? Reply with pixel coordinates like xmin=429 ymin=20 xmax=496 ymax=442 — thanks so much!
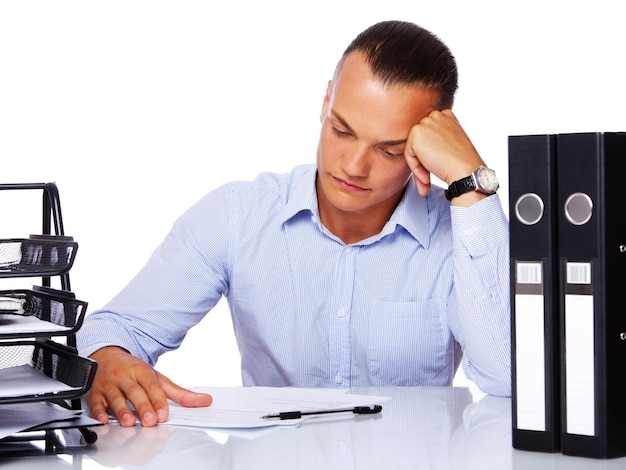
xmin=2 ymin=386 xmax=626 ymax=469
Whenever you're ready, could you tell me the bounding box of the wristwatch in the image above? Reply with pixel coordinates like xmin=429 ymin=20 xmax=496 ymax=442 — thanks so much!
xmin=444 ymin=166 xmax=499 ymax=201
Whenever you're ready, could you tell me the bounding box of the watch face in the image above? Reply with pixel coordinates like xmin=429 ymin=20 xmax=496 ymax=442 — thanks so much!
xmin=476 ymin=167 xmax=499 ymax=192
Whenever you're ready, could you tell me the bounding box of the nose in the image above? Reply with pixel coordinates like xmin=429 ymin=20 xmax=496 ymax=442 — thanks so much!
xmin=341 ymin=142 xmax=370 ymax=177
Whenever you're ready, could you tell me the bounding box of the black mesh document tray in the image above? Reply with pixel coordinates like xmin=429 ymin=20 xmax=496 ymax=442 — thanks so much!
xmin=0 ymin=339 xmax=97 ymax=405
xmin=0 ymin=235 xmax=78 ymax=278
xmin=0 ymin=183 xmax=98 ymax=454
xmin=0 ymin=286 xmax=88 ymax=339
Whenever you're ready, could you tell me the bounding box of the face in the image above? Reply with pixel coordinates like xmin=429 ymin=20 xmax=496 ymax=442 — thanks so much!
xmin=316 ymin=52 xmax=441 ymax=225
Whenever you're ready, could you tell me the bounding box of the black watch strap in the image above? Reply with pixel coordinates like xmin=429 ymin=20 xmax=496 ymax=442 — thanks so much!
xmin=445 ymin=175 xmax=475 ymax=201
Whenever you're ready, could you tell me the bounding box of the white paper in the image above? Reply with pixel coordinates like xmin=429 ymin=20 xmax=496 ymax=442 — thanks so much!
xmin=165 ymin=386 xmax=389 ymax=429
xmin=0 ymin=296 xmax=25 ymax=313
xmin=0 ymin=313 xmax=71 ymax=333
xmin=0 ymin=401 xmax=82 ymax=439
xmin=0 ymin=364 xmax=80 ymax=398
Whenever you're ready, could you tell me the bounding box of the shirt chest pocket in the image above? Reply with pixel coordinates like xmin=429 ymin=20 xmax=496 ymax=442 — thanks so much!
xmin=368 ymin=299 xmax=451 ymax=386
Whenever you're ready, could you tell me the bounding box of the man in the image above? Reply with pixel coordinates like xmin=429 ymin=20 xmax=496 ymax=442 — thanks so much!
xmin=77 ymin=20 xmax=510 ymax=427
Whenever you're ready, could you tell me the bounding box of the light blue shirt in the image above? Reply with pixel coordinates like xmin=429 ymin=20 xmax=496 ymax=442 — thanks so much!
xmin=77 ymin=164 xmax=511 ymax=396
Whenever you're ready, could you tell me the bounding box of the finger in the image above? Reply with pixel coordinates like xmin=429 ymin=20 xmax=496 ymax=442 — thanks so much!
xmin=410 ymin=162 xmax=431 ymax=189
xmin=407 ymin=159 xmax=432 ymax=192
xmin=412 ymin=173 xmax=431 ymax=197
xmin=404 ymin=130 xmax=431 ymax=179
xmin=105 ymin=386 xmax=139 ymax=427
xmin=124 ymin=369 xmax=168 ymax=427
xmin=404 ymin=147 xmax=431 ymax=196
xmin=403 ymin=143 xmax=422 ymax=174
xmin=85 ymin=391 xmax=111 ymax=424
xmin=159 ymin=372 xmax=213 ymax=413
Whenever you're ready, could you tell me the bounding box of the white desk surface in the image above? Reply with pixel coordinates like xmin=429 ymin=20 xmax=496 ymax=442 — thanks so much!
xmin=2 ymin=386 xmax=626 ymax=469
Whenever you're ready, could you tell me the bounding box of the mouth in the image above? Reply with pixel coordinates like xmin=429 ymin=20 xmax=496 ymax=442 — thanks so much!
xmin=332 ymin=175 xmax=368 ymax=192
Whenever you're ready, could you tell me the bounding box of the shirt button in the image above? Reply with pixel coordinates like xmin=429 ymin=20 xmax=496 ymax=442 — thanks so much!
xmin=345 ymin=246 xmax=352 ymax=254
xmin=335 ymin=374 xmax=343 ymax=384
xmin=337 ymin=307 xmax=345 ymax=318
xmin=311 ymin=215 xmax=318 ymax=224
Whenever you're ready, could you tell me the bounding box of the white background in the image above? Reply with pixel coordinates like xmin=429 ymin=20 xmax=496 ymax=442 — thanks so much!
xmin=1 ymin=1 xmax=624 ymax=390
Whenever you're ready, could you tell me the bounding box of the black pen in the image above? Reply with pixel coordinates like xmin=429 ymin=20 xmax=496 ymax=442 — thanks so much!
xmin=261 ymin=404 xmax=382 ymax=420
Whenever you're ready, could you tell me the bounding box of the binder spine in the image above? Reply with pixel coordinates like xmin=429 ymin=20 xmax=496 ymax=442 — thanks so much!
xmin=557 ymin=132 xmax=626 ymax=459
xmin=509 ymin=134 xmax=560 ymax=452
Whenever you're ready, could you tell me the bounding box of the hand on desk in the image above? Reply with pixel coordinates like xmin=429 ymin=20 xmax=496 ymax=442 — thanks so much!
xmin=86 ymin=346 xmax=213 ymax=427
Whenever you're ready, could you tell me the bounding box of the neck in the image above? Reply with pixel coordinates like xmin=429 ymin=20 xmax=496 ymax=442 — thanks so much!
xmin=316 ymin=182 xmax=406 ymax=245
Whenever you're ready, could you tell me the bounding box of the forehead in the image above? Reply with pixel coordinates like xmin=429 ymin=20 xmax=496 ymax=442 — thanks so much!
xmin=330 ymin=53 xmax=441 ymax=138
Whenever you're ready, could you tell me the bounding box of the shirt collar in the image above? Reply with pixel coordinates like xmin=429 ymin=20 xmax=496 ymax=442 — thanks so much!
xmin=387 ymin=181 xmax=431 ymax=249
xmin=281 ymin=165 xmax=431 ymax=249
xmin=281 ymin=164 xmax=320 ymax=222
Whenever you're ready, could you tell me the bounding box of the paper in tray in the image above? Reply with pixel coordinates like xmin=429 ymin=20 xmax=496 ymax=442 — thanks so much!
xmin=0 ymin=339 xmax=97 ymax=405
xmin=0 ymin=286 xmax=88 ymax=338
xmin=0 ymin=235 xmax=78 ymax=278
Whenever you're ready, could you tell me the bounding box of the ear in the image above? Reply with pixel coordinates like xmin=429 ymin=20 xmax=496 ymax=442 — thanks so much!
xmin=320 ymin=80 xmax=333 ymax=122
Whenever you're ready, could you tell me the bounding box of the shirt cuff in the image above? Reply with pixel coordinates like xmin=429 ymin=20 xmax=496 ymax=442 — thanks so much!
xmin=450 ymin=194 xmax=508 ymax=256
xmin=77 ymin=316 xmax=142 ymax=361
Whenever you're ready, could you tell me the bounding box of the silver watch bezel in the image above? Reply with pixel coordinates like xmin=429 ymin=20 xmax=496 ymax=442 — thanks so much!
xmin=472 ymin=166 xmax=499 ymax=194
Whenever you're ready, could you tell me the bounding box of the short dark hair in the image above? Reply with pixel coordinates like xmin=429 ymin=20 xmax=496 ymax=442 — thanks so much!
xmin=340 ymin=20 xmax=458 ymax=109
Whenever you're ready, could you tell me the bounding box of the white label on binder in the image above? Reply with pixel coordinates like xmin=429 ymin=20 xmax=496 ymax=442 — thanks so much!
xmin=567 ymin=262 xmax=591 ymax=284
xmin=565 ymin=293 xmax=595 ymax=436
xmin=515 ymin=293 xmax=546 ymax=431
xmin=517 ymin=262 xmax=542 ymax=284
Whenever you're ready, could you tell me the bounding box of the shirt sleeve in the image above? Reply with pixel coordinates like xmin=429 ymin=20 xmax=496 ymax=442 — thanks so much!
xmin=76 ymin=185 xmax=232 ymax=364
xmin=447 ymin=194 xmax=511 ymax=397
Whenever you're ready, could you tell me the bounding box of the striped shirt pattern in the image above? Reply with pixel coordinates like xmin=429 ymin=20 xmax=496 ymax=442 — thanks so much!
xmin=78 ymin=164 xmax=511 ymax=396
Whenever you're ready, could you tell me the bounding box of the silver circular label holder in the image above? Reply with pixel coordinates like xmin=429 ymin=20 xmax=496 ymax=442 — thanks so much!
xmin=564 ymin=192 xmax=593 ymax=225
xmin=515 ymin=193 xmax=545 ymax=225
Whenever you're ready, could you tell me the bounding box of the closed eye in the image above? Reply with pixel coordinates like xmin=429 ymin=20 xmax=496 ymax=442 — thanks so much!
xmin=381 ymin=148 xmax=405 ymax=159
xmin=332 ymin=125 xmax=352 ymax=138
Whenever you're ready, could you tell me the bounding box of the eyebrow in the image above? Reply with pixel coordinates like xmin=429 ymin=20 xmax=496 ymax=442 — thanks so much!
xmin=330 ymin=110 xmax=407 ymax=146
